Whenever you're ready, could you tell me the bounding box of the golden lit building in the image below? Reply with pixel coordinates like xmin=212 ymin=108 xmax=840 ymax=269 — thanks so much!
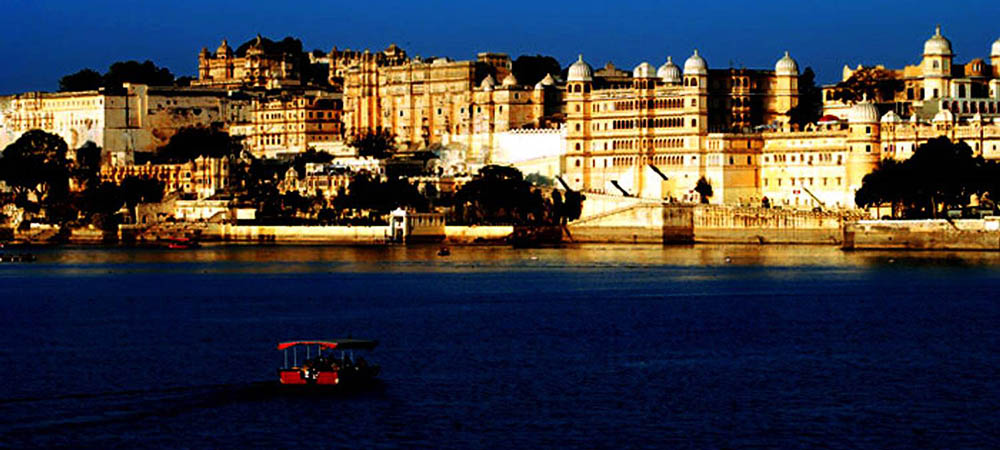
xmin=233 ymin=94 xmax=344 ymax=158
xmin=100 ymin=155 xmax=230 ymax=199
xmin=342 ymin=50 xmax=557 ymax=161
xmin=195 ymin=36 xmax=303 ymax=89
xmin=561 ymin=50 xmax=800 ymax=202
xmin=823 ymin=27 xmax=1000 ymax=121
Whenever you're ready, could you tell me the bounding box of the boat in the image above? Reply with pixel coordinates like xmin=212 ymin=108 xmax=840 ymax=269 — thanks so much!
xmin=162 ymin=236 xmax=201 ymax=249
xmin=0 ymin=253 xmax=36 ymax=263
xmin=437 ymin=246 xmax=451 ymax=256
xmin=277 ymin=340 xmax=380 ymax=386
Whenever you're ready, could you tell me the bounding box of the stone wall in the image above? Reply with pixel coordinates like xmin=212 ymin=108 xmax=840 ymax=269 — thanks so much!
xmin=844 ymin=219 xmax=1000 ymax=250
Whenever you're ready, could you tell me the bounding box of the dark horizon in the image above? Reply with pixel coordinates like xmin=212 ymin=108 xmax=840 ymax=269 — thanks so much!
xmin=1 ymin=1 xmax=999 ymax=95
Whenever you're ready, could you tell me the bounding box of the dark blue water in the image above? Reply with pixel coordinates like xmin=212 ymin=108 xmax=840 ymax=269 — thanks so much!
xmin=1 ymin=245 xmax=999 ymax=448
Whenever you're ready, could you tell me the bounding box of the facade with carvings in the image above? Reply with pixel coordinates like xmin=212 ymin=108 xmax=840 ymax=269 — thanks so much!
xmin=195 ymin=36 xmax=304 ymax=89
xmin=231 ymin=93 xmax=344 ymax=158
xmin=99 ymin=155 xmax=230 ymax=199
xmin=342 ymin=50 xmax=560 ymax=162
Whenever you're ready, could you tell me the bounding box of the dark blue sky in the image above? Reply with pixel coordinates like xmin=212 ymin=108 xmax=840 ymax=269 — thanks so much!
xmin=2 ymin=0 xmax=998 ymax=94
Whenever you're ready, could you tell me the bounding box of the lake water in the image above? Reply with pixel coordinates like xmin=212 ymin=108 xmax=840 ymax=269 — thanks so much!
xmin=1 ymin=244 xmax=999 ymax=448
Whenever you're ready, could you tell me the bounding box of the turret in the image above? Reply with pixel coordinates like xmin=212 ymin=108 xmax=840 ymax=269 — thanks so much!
xmin=565 ymin=54 xmax=594 ymax=191
xmin=921 ymin=26 xmax=953 ymax=100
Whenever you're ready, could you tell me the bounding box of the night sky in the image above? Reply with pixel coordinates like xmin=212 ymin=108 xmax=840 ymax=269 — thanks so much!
xmin=2 ymin=0 xmax=998 ymax=94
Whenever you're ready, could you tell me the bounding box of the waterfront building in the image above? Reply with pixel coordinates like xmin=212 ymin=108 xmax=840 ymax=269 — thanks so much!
xmin=99 ymin=155 xmax=230 ymax=199
xmin=0 ymin=84 xmax=249 ymax=165
xmin=560 ymin=50 xmax=799 ymax=202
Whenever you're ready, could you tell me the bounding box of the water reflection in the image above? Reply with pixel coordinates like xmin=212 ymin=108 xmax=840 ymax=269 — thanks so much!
xmin=3 ymin=244 xmax=1000 ymax=276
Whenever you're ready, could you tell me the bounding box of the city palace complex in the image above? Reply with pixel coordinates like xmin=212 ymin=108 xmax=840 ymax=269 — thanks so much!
xmin=3 ymin=27 xmax=1000 ymax=213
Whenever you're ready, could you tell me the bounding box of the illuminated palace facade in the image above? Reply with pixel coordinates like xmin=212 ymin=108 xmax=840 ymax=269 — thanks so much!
xmin=342 ymin=48 xmax=559 ymax=161
xmin=561 ymin=28 xmax=1000 ymax=210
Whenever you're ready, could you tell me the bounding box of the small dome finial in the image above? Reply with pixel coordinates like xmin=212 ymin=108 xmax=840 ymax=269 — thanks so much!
xmin=784 ymin=50 xmax=790 ymax=57
xmin=666 ymin=56 xmax=672 ymax=63
xmin=935 ymin=25 xmax=942 ymax=36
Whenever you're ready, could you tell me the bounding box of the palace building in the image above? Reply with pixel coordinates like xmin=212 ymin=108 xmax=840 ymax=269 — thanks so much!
xmin=342 ymin=50 xmax=560 ymax=161
xmin=195 ymin=36 xmax=304 ymax=89
xmin=0 ymin=84 xmax=249 ymax=165
xmin=231 ymin=93 xmax=344 ymax=158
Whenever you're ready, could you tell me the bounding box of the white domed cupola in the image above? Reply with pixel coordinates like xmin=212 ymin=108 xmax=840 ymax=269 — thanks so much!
xmin=880 ymin=111 xmax=902 ymax=124
xmin=501 ymin=73 xmax=518 ymax=87
xmin=480 ymin=74 xmax=497 ymax=91
xmin=775 ymin=51 xmax=798 ymax=76
xmin=633 ymin=62 xmax=655 ymax=78
xmin=848 ymin=102 xmax=880 ymax=124
xmin=991 ymin=37 xmax=1000 ymax=58
xmin=683 ymin=50 xmax=708 ymax=75
xmin=924 ymin=26 xmax=953 ymax=56
xmin=567 ymin=54 xmax=594 ymax=82
xmin=657 ymin=56 xmax=682 ymax=84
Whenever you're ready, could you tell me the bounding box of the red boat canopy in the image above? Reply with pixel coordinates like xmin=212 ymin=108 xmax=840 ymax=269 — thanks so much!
xmin=277 ymin=340 xmax=378 ymax=351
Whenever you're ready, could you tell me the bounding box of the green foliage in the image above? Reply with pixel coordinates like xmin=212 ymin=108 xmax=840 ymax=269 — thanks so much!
xmin=855 ymin=137 xmax=992 ymax=218
xmin=694 ymin=177 xmax=713 ymax=204
xmin=73 ymin=141 xmax=103 ymax=189
xmin=157 ymin=127 xmax=242 ymax=163
xmin=512 ymin=55 xmax=562 ymax=86
xmin=787 ymin=67 xmax=822 ymax=128
xmin=451 ymin=165 xmax=583 ymax=225
xmin=0 ymin=130 xmax=71 ymax=208
xmin=59 ymin=60 xmax=177 ymax=91
xmin=103 ymin=60 xmax=175 ymax=88
xmin=333 ymin=172 xmax=428 ymax=214
xmin=524 ymin=172 xmax=555 ymax=187
xmin=59 ymin=69 xmax=103 ymax=92
xmin=830 ymin=67 xmax=902 ymax=104
xmin=120 ymin=176 xmax=165 ymax=211
xmin=292 ymin=148 xmax=335 ymax=178
xmin=349 ymin=129 xmax=398 ymax=159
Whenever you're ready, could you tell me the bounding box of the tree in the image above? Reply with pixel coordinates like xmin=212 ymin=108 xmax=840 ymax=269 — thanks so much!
xmin=0 ymin=130 xmax=71 ymax=209
xmin=349 ymin=129 xmax=398 ymax=159
xmin=694 ymin=177 xmax=713 ymax=204
xmin=855 ymin=137 xmax=985 ymax=218
xmin=786 ymin=67 xmax=822 ymax=128
xmin=73 ymin=141 xmax=103 ymax=189
xmin=59 ymin=69 xmax=103 ymax=92
xmin=157 ymin=126 xmax=242 ymax=162
xmin=292 ymin=148 xmax=335 ymax=178
xmin=103 ymin=60 xmax=175 ymax=88
xmin=120 ymin=176 xmax=164 ymax=212
xmin=512 ymin=55 xmax=562 ymax=86
xmin=830 ymin=67 xmax=902 ymax=104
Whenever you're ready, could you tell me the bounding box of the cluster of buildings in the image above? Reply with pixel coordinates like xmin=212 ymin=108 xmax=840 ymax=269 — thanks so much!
xmin=2 ymin=28 xmax=1000 ymax=216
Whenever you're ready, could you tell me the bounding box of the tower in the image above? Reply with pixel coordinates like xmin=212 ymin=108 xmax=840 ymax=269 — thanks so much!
xmin=921 ymin=26 xmax=953 ymax=100
xmin=773 ymin=51 xmax=800 ymax=124
xmin=565 ymin=55 xmax=593 ymax=191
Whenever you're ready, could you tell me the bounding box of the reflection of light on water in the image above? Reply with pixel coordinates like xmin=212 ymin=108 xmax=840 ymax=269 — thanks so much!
xmin=8 ymin=244 xmax=1000 ymax=276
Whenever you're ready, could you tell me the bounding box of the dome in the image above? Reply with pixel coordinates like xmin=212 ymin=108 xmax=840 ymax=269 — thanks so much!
xmin=848 ymin=102 xmax=880 ymax=123
xmin=775 ymin=51 xmax=798 ymax=76
xmin=924 ymin=26 xmax=952 ymax=56
xmin=480 ymin=74 xmax=496 ymax=91
xmin=992 ymin=38 xmax=1000 ymax=57
xmin=501 ymin=73 xmax=518 ymax=87
xmin=657 ymin=56 xmax=682 ymax=83
xmin=633 ymin=62 xmax=655 ymax=78
xmin=683 ymin=50 xmax=708 ymax=75
xmin=534 ymin=73 xmax=556 ymax=90
xmin=880 ymin=111 xmax=902 ymax=123
xmin=567 ymin=54 xmax=593 ymax=82
xmin=216 ymin=40 xmax=232 ymax=57
xmin=932 ymin=109 xmax=955 ymax=123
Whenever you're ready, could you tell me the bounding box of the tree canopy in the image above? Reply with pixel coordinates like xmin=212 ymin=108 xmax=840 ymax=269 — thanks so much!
xmin=855 ymin=137 xmax=996 ymax=218
xmin=59 ymin=60 xmax=177 ymax=91
xmin=695 ymin=177 xmax=713 ymax=204
xmin=0 ymin=130 xmax=71 ymax=206
xmin=349 ymin=129 xmax=398 ymax=159
xmin=512 ymin=55 xmax=562 ymax=86
xmin=156 ymin=127 xmax=243 ymax=163
xmin=830 ymin=67 xmax=902 ymax=104
xmin=786 ymin=67 xmax=822 ymax=128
